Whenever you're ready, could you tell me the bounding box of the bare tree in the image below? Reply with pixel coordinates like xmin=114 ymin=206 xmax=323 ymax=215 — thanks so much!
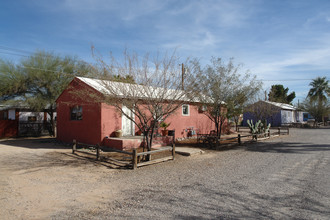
xmin=244 ymin=100 xmax=279 ymax=125
xmin=80 ymin=48 xmax=194 ymax=157
xmin=226 ymin=91 xmax=248 ymax=131
xmin=187 ymin=57 xmax=261 ymax=139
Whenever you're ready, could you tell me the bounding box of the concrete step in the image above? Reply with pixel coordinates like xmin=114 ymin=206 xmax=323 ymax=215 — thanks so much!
xmin=175 ymin=147 xmax=204 ymax=156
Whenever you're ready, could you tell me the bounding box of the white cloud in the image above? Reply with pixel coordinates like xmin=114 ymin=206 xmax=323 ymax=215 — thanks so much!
xmin=304 ymin=12 xmax=330 ymax=28
xmin=252 ymin=35 xmax=330 ymax=76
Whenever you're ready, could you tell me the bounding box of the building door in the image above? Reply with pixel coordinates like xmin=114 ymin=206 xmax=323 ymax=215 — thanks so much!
xmin=122 ymin=106 xmax=134 ymax=136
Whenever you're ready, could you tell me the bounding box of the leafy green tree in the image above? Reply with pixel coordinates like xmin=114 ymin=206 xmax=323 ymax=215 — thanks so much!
xmin=305 ymin=77 xmax=330 ymax=123
xmin=302 ymin=97 xmax=329 ymax=125
xmin=308 ymin=77 xmax=329 ymax=103
xmin=0 ymin=50 xmax=90 ymax=135
xmin=268 ymin=84 xmax=295 ymax=104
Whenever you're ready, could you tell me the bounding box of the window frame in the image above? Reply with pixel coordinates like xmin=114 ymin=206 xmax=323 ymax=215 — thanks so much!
xmin=182 ymin=104 xmax=190 ymax=116
xmin=70 ymin=106 xmax=83 ymax=121
xmin=2 ymin=111 xmax=8 ymax=120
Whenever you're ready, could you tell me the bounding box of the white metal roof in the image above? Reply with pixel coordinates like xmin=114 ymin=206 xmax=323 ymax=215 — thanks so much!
xmin=76 ymin=77 xmax=207 ymax=103
xmin=264 ymin=101 xmax=297 ymax=110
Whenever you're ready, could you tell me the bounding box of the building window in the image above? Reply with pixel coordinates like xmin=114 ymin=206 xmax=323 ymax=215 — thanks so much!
xmin=182 ymin=104 xmax=190 ymax=116
xmin=303 ymin=113 xmax=308 ymax=121
xmin=70 ymin=106 xmax=83 ymax=120
xmin=8 ymin=109 xmax=15 ymax=120
xmin=2 ymin=111 xmax=8 ymax=120
xmin=28 ymin=116 xmax=37 ymax=122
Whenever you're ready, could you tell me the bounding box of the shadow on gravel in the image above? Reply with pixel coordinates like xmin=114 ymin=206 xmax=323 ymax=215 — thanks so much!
xmin=64 ymin=180 xmax=330 ymax=219
xmin=245 ymin=142 xmax=330 ymax=154
xmin=0 ymin=137 xmax=70 ymax=149
xmin=1 ymin=151 xmax=128 ymax=172
xmin=0 ymin=152 xmax=99 ymax=171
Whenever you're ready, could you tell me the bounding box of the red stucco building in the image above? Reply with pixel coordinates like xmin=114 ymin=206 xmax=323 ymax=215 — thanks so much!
xmin=0 ymin=105 xmax=51 ymax=138
xmin=56 ymin=77 xmax=219 ymax=148
xmin=0 ymin=107 xmax=19 ymax=138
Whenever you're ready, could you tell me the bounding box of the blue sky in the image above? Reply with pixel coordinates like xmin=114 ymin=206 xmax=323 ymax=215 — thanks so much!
xmin=1 ymin=0 xmax=330 ymax=104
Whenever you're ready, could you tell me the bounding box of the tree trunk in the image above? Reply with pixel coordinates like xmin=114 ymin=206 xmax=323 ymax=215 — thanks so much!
xmin=219 ymin=121 xmax=223 ymax=139
xmin=234 ymin=117 xmax=239 ymax=132
xmin=143 ymin=127 xmax=155 ymax=161
xmin=215 ymin=121 xmax=220 ymax=137
xmin=47 ymin=110 xmax=55 ymax=137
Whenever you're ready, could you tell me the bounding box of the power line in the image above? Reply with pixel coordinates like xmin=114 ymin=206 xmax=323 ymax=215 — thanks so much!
xmin=256 ymin=78 xmax=325 ymax=82
xmin=20 ymin=66 xmax=72 ymax=75
xmin=0 ymin=45 xmax=33 ymax=55
xmin=0 ymin=51 xmax=29 ymax=57
xmin=0 ymin=45 xmax=84 ymax=60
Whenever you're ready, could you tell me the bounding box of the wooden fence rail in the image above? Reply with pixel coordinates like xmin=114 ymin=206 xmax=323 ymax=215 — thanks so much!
xmin=72 ymin=136 xmax=175 ymax=170
xmin=72 ymin=139 xmax=101 ymax=160
xmin=238 ymin=126 xmax=290 ymax=134
xmin=132 ymin=145 xmax=175 ymax=169
xmin=198 ymin=127 xmax=289 ymax=148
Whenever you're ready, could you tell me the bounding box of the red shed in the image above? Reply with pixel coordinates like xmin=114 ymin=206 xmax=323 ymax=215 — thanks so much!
xmin=56 ymin=77 xmax=223 ymax=148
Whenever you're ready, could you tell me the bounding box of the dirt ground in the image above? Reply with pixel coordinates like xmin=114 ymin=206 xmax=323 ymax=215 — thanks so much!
xmin=0 ymin=132 xmax=271 ymax=219
xmin=0 ymin=137 xmax=131 ymax=220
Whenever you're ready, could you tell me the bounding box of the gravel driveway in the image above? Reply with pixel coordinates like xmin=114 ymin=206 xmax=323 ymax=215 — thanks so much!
xmin=0 ymin=128 xmax=329 ymax=219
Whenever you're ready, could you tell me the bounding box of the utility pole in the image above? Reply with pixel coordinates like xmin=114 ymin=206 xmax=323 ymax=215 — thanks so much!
xmin=181 ymin=63 xmax=185 ymax=90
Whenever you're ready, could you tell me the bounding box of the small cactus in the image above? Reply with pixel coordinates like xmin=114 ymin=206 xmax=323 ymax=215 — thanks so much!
xmin=264 ymin=123 xmax=271 ymax=133
xmin=247 ymin=119 xmax=261 ymax=134
xmin=247 ymin=119 xmax=271 ymax=134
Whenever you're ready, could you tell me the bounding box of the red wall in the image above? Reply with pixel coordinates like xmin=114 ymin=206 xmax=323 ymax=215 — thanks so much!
xmin=56 ymin=79 xmax=102 ymax=145
xmin=0 ymin=120 xmax=18 ymax=138
xmin=0 ymin=110 xmax=19 ymax=138
xmin=100 ymin=103 xmax=121 ymax=138
xmin=164 ymin=104 xmax=215 ymax=138
xmin=98 ymin=103 xmax=216 ymax=140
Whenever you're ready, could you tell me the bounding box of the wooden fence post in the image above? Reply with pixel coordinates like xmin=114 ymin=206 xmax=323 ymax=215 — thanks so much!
xmin=96 ymin=144 xmax=100 ymax=161
xmin=132 ymin=149 xmax=137 ymax=170
xmin=171 ymin=132 xmax=175 ymax=160
xmin=238 ymin=134 xmax=241 ymax=145
xmin=278 ymin=128 xmax=281 ymax=135
xmin=72 ymin=139 xmax=76 ymax=154
xmin=172 ymin=144 xmax=175 ymax=160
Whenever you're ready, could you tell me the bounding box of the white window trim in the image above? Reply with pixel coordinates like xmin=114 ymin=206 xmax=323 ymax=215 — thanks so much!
xmin=8 ymin=109 xmax=16 ymax=120
xmin=182 ymin=104 xmax=190 ymax=116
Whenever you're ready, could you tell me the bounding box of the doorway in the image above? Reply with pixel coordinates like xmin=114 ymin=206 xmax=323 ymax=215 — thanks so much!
xmin=122 ymin=106 xmax=134 ymax=136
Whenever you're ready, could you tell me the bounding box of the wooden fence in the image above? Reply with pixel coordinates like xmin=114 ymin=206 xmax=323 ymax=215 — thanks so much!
xmin=18 ymin=122 xmax=51 ymax=136
xmin=198 ymin=127 xmax=289 ymax=148
xmin=237 ymin=126 xmax=289 ymax=134
xmin=72 ymin=140 xmax=101 ymax=160
xmin=72 ymin=137 xmax=175 ymax=170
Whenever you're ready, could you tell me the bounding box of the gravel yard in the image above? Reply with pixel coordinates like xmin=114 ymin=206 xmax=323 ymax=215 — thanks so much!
xmin=0 ymin=128 xmax=329 ymax=219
